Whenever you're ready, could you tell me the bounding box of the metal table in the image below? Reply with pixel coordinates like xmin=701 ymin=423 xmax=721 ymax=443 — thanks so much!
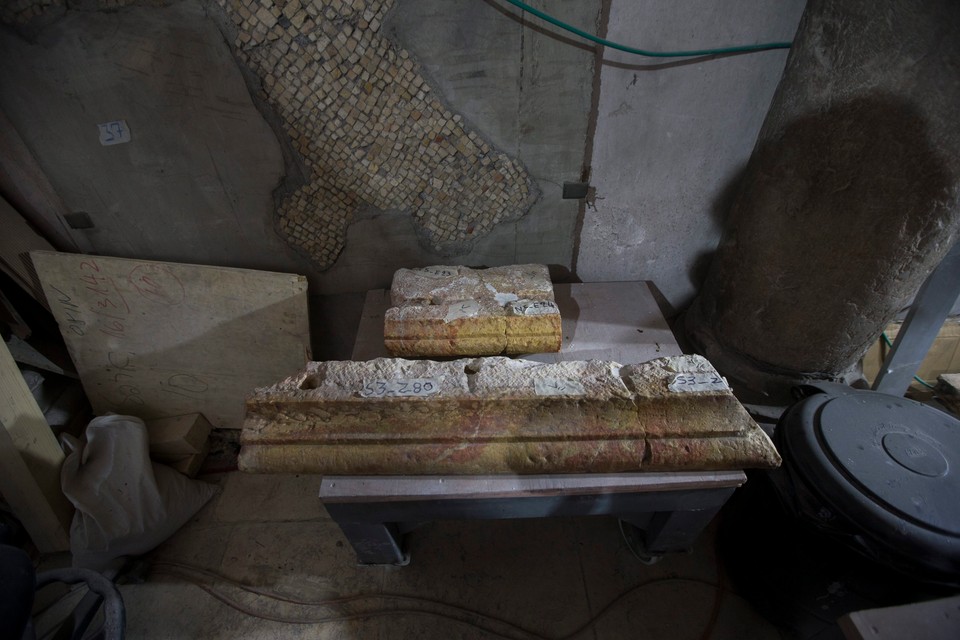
xmin=323 ymin=281 xmax=746 ymax=565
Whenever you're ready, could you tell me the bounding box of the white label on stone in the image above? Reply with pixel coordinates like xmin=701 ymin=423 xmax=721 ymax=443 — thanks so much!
xmin=98 ymin=120 xmax=131 ymax=146
xmin=668 ymin=373 xmax=728 ymax=393
xmin=444 ymin=299 xmax=480 ymax=321
xmin=508 ymin=299 xmax=559 ymax=316
xmin=360 ymin=378 xmax=441 ymax=398
xmin=419 ymin=266 xmax=458 ymax=278
xmin=534 ymin=378 xmax=585 ymax=396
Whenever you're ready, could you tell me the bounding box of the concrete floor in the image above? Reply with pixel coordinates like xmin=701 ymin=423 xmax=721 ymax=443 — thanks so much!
xmin=37 ymin=472 xmax=783 ymax=639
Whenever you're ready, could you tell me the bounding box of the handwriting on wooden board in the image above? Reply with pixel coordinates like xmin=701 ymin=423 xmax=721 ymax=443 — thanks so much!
xmin=32 ymin=252 xmax=310 ymax=428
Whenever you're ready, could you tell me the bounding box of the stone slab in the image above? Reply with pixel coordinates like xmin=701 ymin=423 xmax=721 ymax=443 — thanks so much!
xmin=239 ymin=354 xmax=780 ymax=475
xmin=384 ymin=264 xmax=561 ymax=356
xmin=355 ymin=281 xmax=682 ymax=363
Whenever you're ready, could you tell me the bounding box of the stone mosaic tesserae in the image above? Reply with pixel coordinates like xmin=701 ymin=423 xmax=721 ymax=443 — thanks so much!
xmin=385 ymin=264 xmax=562 ymax=356
xmin=217 ymin=0 xmax=539 ymax=268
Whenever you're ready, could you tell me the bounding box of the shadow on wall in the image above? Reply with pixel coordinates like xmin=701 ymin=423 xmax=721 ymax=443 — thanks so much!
xmin=689 ymin=92 xmax=956 ymax=375
xmin=688 ymin=163 xmax=750 ymax=299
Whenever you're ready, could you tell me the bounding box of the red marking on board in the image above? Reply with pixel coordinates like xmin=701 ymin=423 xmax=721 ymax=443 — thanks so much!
xmin=128 ymin=265 xmax=185 ymax=306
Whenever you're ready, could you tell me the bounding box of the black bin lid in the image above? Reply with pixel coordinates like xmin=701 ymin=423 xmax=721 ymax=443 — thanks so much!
xmin=779 ymin=388 xmax=960 ymax=581
xmin=817 ymin=394 xmax=960 ymax=535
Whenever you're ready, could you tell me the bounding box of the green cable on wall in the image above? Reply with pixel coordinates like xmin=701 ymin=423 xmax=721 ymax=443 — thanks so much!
xmin=500 ymin=0 xmax=792 ymax=58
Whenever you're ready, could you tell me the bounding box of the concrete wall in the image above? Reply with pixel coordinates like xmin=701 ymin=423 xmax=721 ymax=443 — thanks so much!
xmin=0 ymin=0 xmax=807 ymax=321
xmin=576 ymin=0 xmax=806 ymax=314
xmin=0 ymin=0 xmax=309 ymax=277
xmin=313 ymin=0 xmax=597 ymax=292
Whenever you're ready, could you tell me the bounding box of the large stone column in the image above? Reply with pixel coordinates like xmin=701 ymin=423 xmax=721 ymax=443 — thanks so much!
xmin=685 ymin=0 xmax=960 ymax=395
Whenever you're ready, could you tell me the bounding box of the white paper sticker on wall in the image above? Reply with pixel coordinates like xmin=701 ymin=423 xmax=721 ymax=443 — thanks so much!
xmin=668 ymin=373 xmax=729 ymax=393
xmin=534 ymin=378 xmax=585 ymax=396
xmin=98 ymin=120 xmax=131 ymax=146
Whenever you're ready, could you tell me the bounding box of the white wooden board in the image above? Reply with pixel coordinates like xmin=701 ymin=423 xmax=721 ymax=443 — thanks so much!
xmin=0 ymin=340 xmax=72 ymax=552
xmin=32 ymin=251 xmax=310 ymax=428
xmin=0 ymin=195 xmax=55 ymax=308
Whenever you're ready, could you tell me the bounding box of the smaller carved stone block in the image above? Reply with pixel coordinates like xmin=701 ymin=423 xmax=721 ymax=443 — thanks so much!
xmin=385 ymin=264 xmax=562 ymax=356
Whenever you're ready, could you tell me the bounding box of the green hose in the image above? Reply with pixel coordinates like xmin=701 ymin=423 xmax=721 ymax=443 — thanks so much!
xmin=500 ymin=0 xmax=792 ymax=58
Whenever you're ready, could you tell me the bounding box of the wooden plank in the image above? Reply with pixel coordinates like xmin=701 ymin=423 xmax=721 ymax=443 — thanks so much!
xmin=838 ymin=594 xmax=960 ymax=640
xmin=0 ymin=340 xmax=72 ymax=552
xmin=31 ymin=251 xmax=311 ymax=429
xmin=0 ymin=194 xmax=56 ymax=309
xmin=320 ymin=471 xmax=746 ymax=503
xmin=352 ymin=282 xmax=682 ymax=364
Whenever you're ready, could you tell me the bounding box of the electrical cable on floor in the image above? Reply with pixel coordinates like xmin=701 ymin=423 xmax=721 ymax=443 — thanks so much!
xmin=497 ymin=0 xmax=792 ymax=58
xmin=152 ymin=561 xmax=544 ymax=640
xmin=149 ymin=559 xmax=762 ymax=639
xmin=880 ymin=332 xmax=936 ymax=389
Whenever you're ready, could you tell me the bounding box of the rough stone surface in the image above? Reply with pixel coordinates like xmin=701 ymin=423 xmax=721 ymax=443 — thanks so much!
xmin=385 ymin=264 xmax=561 ymax=356
xmin=239 ymin=354 xmax=780 ymax=474
xmin=685 ymin=0 xmax=960 ymax=387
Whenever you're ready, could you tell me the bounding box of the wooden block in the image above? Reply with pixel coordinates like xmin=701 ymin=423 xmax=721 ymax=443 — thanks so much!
xmin=163 ymin=441 xmax=211 ymax=478
xmin=239 ymin=354 xmax=780 ymax=475
xmin=384 ymin=264 xmax=561 ymax=356
xmin=0 ymin=195 xmax=55 ymax=309
xmin=0 ymin=340 xmax=72 ymax=552
xmin=31 ymin=251 xmax=310 ymax=429
xmin=146 ymin=413 xmax=212 ymax=458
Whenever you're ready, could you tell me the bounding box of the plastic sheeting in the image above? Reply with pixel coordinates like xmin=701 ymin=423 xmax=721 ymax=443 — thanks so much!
xmin=61 ymin=415 xmax=218 ymax=569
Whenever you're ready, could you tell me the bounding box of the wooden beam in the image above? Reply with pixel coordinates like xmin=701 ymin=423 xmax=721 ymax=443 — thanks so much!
xmin=0 ymin=194 xmax=55 ymax=309
xmin=0 ymin=339 xmax=72 ymax=552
